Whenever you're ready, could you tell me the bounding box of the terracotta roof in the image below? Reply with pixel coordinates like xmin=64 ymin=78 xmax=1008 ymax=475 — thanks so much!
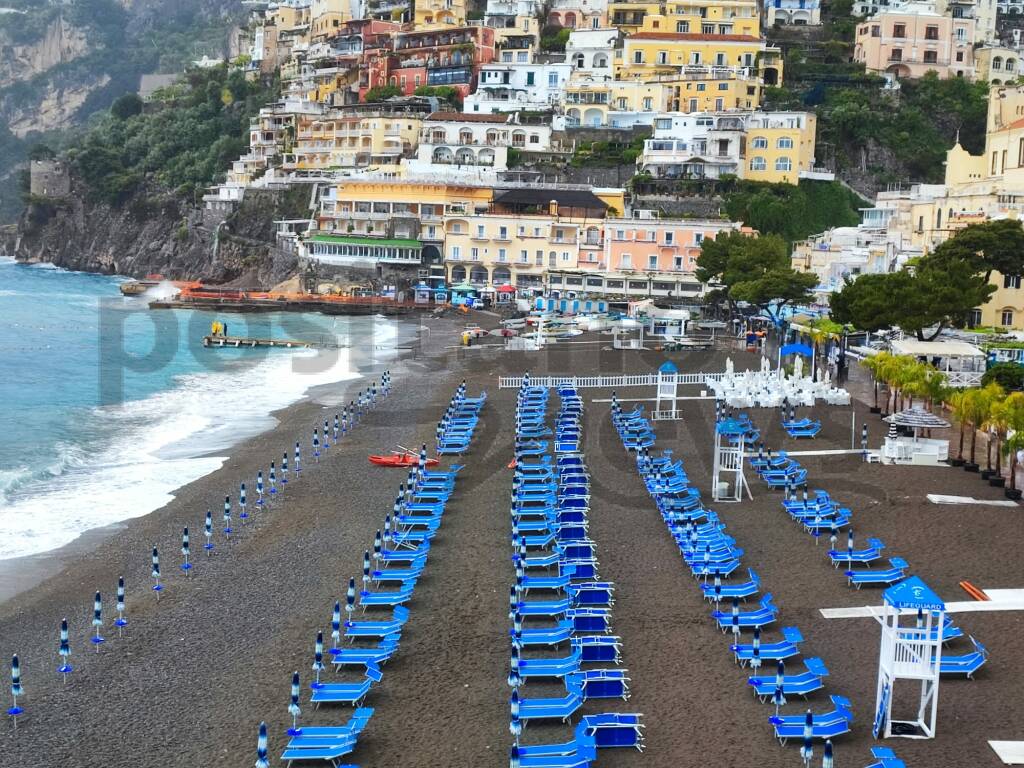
xmin=426 ymin=111 xmax=511 ymax=123
xmin=628 ymin=32 xmax=761 ymax=42
xmin=999 ymin=116 xmax=1024 ymax=132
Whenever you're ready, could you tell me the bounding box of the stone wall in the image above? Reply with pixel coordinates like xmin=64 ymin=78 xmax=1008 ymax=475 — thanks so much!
xmin=29 ymin=160 xmax=71 ymax=198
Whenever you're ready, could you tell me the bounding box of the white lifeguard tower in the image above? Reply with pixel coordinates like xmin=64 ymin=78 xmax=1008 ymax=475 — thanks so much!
xmin=712 ymin=418 xmax=751 ymax=502
xmin=651 ymin=361 xmax=681 ymax=421
xmin=873 ymin=576 xmax=945 ymax=740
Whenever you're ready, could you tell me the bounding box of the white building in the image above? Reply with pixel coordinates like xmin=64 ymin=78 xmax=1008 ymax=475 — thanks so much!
xmin=464 ymin=62 xmax=572 ymax=113
xmin=565 ymin=28 xmax=621 ymax=72
xmin=766 ymin=0 xmax=822 ymax=25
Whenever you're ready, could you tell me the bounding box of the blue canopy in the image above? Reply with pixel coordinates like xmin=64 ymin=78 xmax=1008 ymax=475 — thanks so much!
xmin=884 ymin=576 xmax=945 ymax=611
xmin=659 ymin=361 xmax=679 ymax=374
xmin=780 ymin=343 xmax=813 ymax=358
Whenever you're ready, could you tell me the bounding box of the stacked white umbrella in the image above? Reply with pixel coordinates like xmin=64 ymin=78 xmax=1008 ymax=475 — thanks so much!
xmin=151 ymin=547 xmax=162 ymax=600
xmin=181 ymin=528 xmax=192 ymax=576
xmin=58 ymin=618 xmax=72 ymax=682
xmin=91 ymin=592 xmax=104 ymax=652
xmin=8 ymin=655 xmax=23 ymax=728
xmin=773 ymin=660 xmax=786 ymax=714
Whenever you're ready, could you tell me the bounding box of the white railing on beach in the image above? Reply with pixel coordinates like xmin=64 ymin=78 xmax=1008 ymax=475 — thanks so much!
xmin=498 ymin=373 xmax=726 ymax=388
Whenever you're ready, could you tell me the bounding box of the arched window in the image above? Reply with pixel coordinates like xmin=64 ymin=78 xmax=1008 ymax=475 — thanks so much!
xmin=1007 ymin=58 xmax=1017 ymax=72
xmin=749 ymin=156 xmax=767 ymax=171
xmin=512 ymin=130 xmax=526 ymax=147
xmin=993 ymin=56 xmax=1004 ymax=70
xmin=565 ymin=11 xmax=577 ymax=26
xmin=775 ymin=157 xmax=792 ymax=171
xmin=777 ymin=137 xmax=794 ymax=149
xmin=751 ymin=136 xmax=768 ymax=149
xmin=459 ymin=128 xmax=473 ymax=145
xmin=594 ymin=53 xmax=608 ymax=68
xmin=573 ymin=53 xmax=585 ymax=68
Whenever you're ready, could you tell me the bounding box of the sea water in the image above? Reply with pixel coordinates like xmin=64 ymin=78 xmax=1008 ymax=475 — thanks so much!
xmin=0 ymin=258 xmax=399 ymax=560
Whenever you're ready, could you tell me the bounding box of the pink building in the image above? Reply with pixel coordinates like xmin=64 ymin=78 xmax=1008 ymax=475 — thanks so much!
xmin=854 ymin=2 xmax=976 ymax=80
xmin=601 ymin=216 xmax=743 ymax=273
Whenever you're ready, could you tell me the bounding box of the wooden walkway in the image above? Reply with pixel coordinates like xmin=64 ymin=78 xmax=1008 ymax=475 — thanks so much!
xmin=201 ymin=335 xmax=345 ymax=349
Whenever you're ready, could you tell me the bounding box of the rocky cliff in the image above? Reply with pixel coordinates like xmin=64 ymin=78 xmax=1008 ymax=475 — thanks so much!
xmin=3 ymin=180 xmax=308 ymax=287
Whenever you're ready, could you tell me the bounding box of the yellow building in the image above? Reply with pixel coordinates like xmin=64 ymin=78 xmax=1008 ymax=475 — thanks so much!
xmin=610 ymin=0 xmax=761 ymax=35
xmin=443 ymin=187 xmax=625 ymax=288
xmin=617 ymin=29 xmax=782 ymax=86
xmin=414 ymin=0 xmax=467 ymax=27
xmin=744 ymin=112 xmax=817 ymax=184
xmin=309 ymin=0 xmax=354 ymax=39
xmin=974 ymin=45 xmax=1024 ymax=85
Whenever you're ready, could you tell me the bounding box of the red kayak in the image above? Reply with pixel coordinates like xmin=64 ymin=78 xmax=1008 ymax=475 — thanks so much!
xmin=369 ymin=452 xmax=440 ymax=468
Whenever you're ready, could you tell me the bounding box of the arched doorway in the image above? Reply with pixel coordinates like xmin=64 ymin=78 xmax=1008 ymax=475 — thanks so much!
xmin=422 ymin=244 xmax=442 ymax=266
xmin=469 ymin=266 xmax=489 ymax=284
xmin=450 ymin=265 xmax=467 ymax=282
xmin=492 ymin=266 xmax=511 ymax=285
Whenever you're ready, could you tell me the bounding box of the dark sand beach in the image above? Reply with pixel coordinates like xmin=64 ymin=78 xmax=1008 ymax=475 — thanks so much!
xmin=0 ymin=327 xmax=1021 ymax=768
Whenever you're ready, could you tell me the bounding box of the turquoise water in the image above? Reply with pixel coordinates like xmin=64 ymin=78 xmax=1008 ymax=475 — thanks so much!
xmin=0 ymin=258 xmax=396 ymax=559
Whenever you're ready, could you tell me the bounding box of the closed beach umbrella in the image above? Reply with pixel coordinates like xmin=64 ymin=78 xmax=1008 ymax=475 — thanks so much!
xmin=373 ymin=530 xmax=382 ymax=563
xmin=346 ymin=578 xmax=356 ymax=617
xmin=801 ymin=709 xmax=814 ymax=766
xmin=116 ymin=576 xmax=127 ymax=635
xmin=773 ymin=661 xmax=786 ymax=712
xmin=508 ymin=645 xmax=521 ymax=688
xmin=508 ymin=586 xmax=517 ymax=620
xmin=256 ymin=471 xmax=264 ymax=507
xmin=281 ymin=452 xmax=288 ymax=485
xmin=362 ymin=551 xmax=371 ymax=586
xmin=509 ymin=688 xmax=522 ymax=744
xmin=204 ymin=511 xmax=214 ymax=556
xmin=311 ymin=631 xmax=324 ymax=689
xmin=331 ymin=601 xmax=342 ymax=652
xmin=223 ymin=496 xmax=232 ymax=538
xmin=323 ymin=420 xmax=330 ymax=449
xmin=255 ymin=721 xmax=269 ymax=768
xmin=916 ymin=607 xmax=925 ymax=630
xmin=91 ymin=591 xmax=104 ymax=651
xmin=151 ymin=546 xmax=162 ymax=599
xmin=333 ymin=415 xmax=339 ymax=443
xmin=295 ymin=442 xmax=302 ymax=475
xmin=750 ymin=627 xmax=762 ymax=671
xmin=269 ymin=461 xmax=277 ymax=497
xmin=239 ymin=483 xmax=247 ymax=523
xmin=181 ymin=527 xmax=191 ymax=575
xmin=512 ymin=611 xmax=523 ymax=648
xmin=313 ymin=428 xmax=321 ymax=461
xmin=287 ymin=671 xmax=302 ymax=735
xmin=829 ymin=520 xmax=837 ymax=551
xmin=58 ymin=617 xmax=72 ymax=682
xmin=8 ymin=655 xmax=23 ymax=728
xmin=847 ymin=529 xmax=853 ymax=558
xmin=822 ymin=740 xmax=833 ymax=768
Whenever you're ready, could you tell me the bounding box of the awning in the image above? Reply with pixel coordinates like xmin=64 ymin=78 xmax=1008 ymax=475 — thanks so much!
xmin=884 ymin=407 xmax=950 ymax=429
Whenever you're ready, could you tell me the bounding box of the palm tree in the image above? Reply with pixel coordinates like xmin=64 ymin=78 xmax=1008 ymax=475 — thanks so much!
xmin=963 ymin=384 xmax=1004 ymax=469
xmin=948 ymin=389 xmax=969 ymax=464
xmin=862 ymin=353 xmax=885 ymax=412
xmin=994 ymin=392 xmax=1024 ymax=485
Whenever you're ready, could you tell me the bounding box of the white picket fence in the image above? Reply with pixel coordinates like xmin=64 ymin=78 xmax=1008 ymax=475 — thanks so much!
xmin=498 ymin=373 xmax=726 ymax=389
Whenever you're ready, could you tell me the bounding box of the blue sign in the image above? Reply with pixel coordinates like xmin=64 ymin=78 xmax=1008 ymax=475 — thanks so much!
xmin=884 ymin=575 xmax=945 ymax=611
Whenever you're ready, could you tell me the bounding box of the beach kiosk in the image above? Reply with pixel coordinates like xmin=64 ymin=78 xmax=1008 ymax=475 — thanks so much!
xmin=496 ymin=284 xmax=517 ymax=304
xmin=873 ymin=576 xmax=945 ymax=740
xmin=413 ymin=283 xmax=433 ymax=304
xmin=882 ymin=407 xmax=950 ymax=464
xmin=890 ymin=339 xmax=985 ymax=387
xmin=712 ymin=417 xmax=751 ymax=502
xmin=450 ymin=282 xmax=478 ymax=307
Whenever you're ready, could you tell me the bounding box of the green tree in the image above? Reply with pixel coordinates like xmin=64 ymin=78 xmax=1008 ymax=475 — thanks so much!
xmin=110 ymin=92 xmax=144 ymax=120
xmin=929 ymin=219 xmax=1024 ymax=282
xmin=364 ymin=84 xmax=402 ymax=102
xmin=982 ymin=362 xmax=1024 ymax=391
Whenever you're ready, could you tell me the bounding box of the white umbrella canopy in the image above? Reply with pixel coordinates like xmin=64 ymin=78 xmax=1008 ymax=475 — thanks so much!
xmin=884 ymin=407 xmax=951 ymax=430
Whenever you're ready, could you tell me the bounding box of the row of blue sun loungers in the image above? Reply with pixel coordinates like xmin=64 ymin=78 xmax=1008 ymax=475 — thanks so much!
xmin=610 ymin=400 xmax=855 ymax=751
xmin=283 ymin=388 xmax=481 ymax=765
xmin=436 ymin=381 xmax=487 ymax=454
xmin=745 ymin=415 xmax=991 ymax=682
xmin=509 ymin=381 xmax=644 ymax=767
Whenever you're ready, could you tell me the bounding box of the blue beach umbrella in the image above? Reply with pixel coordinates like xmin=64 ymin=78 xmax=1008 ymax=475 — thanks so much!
xmin=281 ymin=452 xmax=288 ymax=485
xmin=151 ymin=546 xmax=162 ymax=599
xmin=750 ymin=626 xmax=762 ymax=671
xmin=116 ymin=576 xmax=127 ymax=635
xmin=269 ymin=461 xmax=277 ymax=496
xmin=331 ymin=600 xmax=342 ymax=652
xmin=773 ymin=660 xmax=786 ymax=713
xmin=801 ymin=709 xmax=814 ymax=766
xmin=91 ymin=591 xmax=105 ymax=651
xmin=916 ymin=607 xmax=925 ymax=630
xmin=822 ymin=739 xmax=833 ymax=768
xmin=8 ymin=655 xmax=23 ymax=728
xmin=509 ymin=687 xmax=522 ymax=744
xmin=323 ymin=420 xmax=330 ymax=450
xmin=362 ymin=551 xmax=371 ymax=586
xmin=256 ymin=471 xmax=264 ymax=507
xmin=311 ymin=631 xmax=324 ymax=689
xmin=255 ymin=721 xmax=269 ymax=768
xmin=508 ymin=645 xmax=522 ymax=688
xmin=239 ymin=483 xmax=247 ymax=523
xmin=58 ymin=617 xmax=72 ymax=681
xmin=344 ymin=577 xmax=356 ymax=618
xmin=295 ymin=442 xmax=302 ymax=475
xmin=223 ymin=496 xmax=232 ymax=538
xmin=181 ymin=527 xmax=192 ymax=575
xmin=287 ymin=671 xmax=302 ymax=736
xmin=204 ymin=511 xmax=214 ymax=556
xmin=829 ymin=520 xmax=837 ymax=551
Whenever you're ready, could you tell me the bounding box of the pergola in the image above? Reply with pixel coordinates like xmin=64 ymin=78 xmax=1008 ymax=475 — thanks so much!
xmin=890 ymin=339 xmax=985 ymax=387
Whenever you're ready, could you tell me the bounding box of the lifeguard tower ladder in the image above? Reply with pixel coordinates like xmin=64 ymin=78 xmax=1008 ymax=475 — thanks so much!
xmin=712 ymin=418 xmax=751 ymax=502
xmin=651 ymin=361 xmax=682 ymax=421
xmin=873 ymin=576 xmax=945 ymax=740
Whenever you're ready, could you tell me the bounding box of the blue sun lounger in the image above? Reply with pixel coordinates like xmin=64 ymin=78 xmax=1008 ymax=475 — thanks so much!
xmin=513 ymin=620 xmax=574 ymax=646
xmin=748 ymin=657 xmax=829 ymax=700
xmin=280 ymin=738 xmax=357 ymax=766
xmin=517 ymin=645 xmax=583 ymax=679
xmin=829 ymin=538 xmax=886 ymax=567
xmin=516 ymin=680 xmax=585 ymax=722
xmin=331 ymin=636 xmax=399 ymax=667
xmin=566 ymin=607 xmax=612 ymax=633
xmin=846 ymin=558 xmax=909 ymax=588
xmin=764 ymin=468 xmax=808 ymax=488
xmin=769 ymin=695 xmax=853 ymax=744
xmin=310 ymin=663 xmax=383 ymax=707
xmin=513 ymin=733 xmax=597 ymax=768
xmin=690 ymin=559 xmax=742 ymax=578
xmin=514 ymin=724 xmax=596 ymax=758
xmin=784 ymin=420 xmax=822 ymax=439
xmin=700 ymin=568 xmax=761 ymax=602
xmin=344 ymin=606 xmax=410 ymax=638
xmin=732 ymin=626 xmax=803 ymax=666
xmin=289 ymin=707 xmax=373 ymax=739
xmin=940 ymin=635 xmax=989 ymax=678
xmin=568 ymin=668 xmax=630 ymax=700
xmin=782 ymin=491 xmax=832 ymax=513
xmin=576 ymin=635 xmax=622 ymax=664
xmin=712 ymin=593 xmax=778 ymax=631
xmin=865 ymin=746 xmax=907 ymax=768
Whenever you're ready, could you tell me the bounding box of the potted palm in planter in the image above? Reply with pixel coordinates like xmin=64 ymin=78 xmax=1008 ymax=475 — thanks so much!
xmin=993 ymin=392 xmax=1024 ymax=491
xmin=963 ymin=384 xmax=1003 ymax=473
xmin=1002 ymin=423 xmax=1024 ymax=501
xmin=947 ymin=389 xmax=968 ymax=467
xmin=863 ymin=354 xmax=885 ymax=414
